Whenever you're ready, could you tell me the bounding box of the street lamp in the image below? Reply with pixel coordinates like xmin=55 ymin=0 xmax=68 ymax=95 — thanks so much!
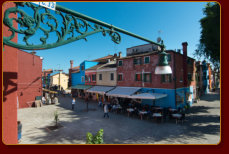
xmin=155 ymin=41 xmax=172 ymax=74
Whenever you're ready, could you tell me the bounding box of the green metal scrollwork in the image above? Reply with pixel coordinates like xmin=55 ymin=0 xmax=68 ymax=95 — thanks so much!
xmin=3 ymin=2 xmax=121 ymax=50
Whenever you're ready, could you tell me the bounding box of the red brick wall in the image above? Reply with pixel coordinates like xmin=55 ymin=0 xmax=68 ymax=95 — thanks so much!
xmin=117 ymin=52 xmax=174 ymax=89
xmin=2 ymin=2 xmax=18 ymax=144
xmin=117 ymin=51 xmax=196 ymax=90
xmin=85 ymin=71 xmax=96 ymax=86
xmin=17 ymin=51 xmax=42 ymax=108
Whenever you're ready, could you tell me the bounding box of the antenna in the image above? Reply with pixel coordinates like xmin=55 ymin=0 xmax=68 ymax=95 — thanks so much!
xmin=157 ymin=30 xmax=162 ymax=43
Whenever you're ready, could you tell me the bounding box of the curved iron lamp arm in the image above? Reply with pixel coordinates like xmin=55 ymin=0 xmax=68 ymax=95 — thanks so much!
xmin=3 ymin=2 xmax=162 ymax=51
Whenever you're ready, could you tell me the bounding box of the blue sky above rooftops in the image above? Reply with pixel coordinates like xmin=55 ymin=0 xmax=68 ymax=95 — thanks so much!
xmin=17 ymin=2 xmax=207 ymax=73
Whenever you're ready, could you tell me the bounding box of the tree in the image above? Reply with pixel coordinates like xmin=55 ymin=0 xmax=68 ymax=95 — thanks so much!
xmin=195 ymin=2 xmax=220 ymax=70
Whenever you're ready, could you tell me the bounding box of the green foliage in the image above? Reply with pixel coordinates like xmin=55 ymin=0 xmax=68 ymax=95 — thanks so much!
xmin=86 ymin=129 xmax=104 ymax=144
xmin=54 ymin=110 xmax=59 ymax=126
xmin=195 ymin=2 xmax=220 ymax=68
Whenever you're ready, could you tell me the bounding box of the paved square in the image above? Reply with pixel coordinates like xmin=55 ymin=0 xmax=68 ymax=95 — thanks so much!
xmin=18 ymin=90 xmax=220 ymax=144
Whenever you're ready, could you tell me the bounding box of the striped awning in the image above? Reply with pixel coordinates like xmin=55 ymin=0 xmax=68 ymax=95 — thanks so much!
xmin=129 ymin=93 xmax=167 ymax=100
xmin=71 ymin=85 xmax=92 ymax=90
xmin=86 ymin=86 xmax=115 ymax=94
xmin=106 ymin=87 xmax=141 ymax=98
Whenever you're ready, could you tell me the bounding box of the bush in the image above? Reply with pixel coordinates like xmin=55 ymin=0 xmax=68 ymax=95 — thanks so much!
xmin=86 ymin=129 xmax=104 ymax=144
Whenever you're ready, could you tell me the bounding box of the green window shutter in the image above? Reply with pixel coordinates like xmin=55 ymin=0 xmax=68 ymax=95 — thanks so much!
xmin=167 ymin=54 xmax=171 ymax=62
xmin=145 ymin=57 xmax=150 ymax=64
xmin=143 ymin=74 xmax=146 ymax=82
xmin=133 ymin=59 xmax=137 ymax=65
xmin=118 ymin=61 xmax=122 ymax=66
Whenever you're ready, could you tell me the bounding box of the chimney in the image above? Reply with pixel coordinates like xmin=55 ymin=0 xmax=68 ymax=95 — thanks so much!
xmin=182 ymin=42 xmax=188 ymax=87
xmin=70 ymin=60 xmax=73 ymax=69
xmin=118 ymin=51 xmax=122 ymax=58
xmin=31 ymin=51 xmax=36 ymax=55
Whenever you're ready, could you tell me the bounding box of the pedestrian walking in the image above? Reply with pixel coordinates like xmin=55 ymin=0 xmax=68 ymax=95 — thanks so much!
xmin=72 ymin=98 xmax=76 ymax=110
xmin=103 ymin=103 xmax=109 ymax=118
xmin=85 ymin=96 xmax=89 ymax=112
xmin=98 ymin=97 xmax=102 ymax=107
xmin=42 ymin=96 xmax=46 ymax=105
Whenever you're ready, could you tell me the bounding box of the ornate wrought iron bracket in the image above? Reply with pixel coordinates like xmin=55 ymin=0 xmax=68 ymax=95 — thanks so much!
xmin=3 ymin=2 xmax=162 ymax=50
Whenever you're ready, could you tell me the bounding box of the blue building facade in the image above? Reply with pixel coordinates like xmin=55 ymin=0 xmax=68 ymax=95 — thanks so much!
xmin=71 ymin=61 xmax=98 ymax=86
xmin=141 ymin=86 xmax=194 ymax=109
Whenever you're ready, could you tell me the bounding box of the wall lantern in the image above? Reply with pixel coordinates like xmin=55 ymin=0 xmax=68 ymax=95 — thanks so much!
xmin=155 ymin=41 xmax=172 ymax=74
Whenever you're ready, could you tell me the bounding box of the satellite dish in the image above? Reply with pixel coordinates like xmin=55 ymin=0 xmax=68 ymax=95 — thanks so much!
xmin=157 ymin=37 xmax=161 ymax=43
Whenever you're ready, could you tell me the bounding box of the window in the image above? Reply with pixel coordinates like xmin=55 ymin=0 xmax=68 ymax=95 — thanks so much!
xmin=167 ymin=54 xmax=171 ymax=62
xmin=110 ymin=73 xmax=114 ymax=81
xmin=118 ymin=60 xmax=123 ymax=66
xmin=118 ymin=74 xmax=123 ymax=81
xmin=143 ymin=73 xmax=151 ymax=82
xmin=144 ymin=56 xmax=150 ymax=64
xmin=85 ymin=75 xmax=88 ymax=82
xmin=135 ymin=73 xmax=142 ymax=81
xmin=88 ymin=76 xmax=91 ymax=82
xmin=92 ymin=74 xmax=96 ymax=81
xmin=99 ymin=74 xmax=102 ymax=80
xmin=81 ymin=65 xmax=84 ymax=71
xmin=133 ymin=58 xmax=142 ymax=65
xmin=81 ymin=76 xmax=85 ymax=82
xmin=161 ymin=74 xmax=172 ymax=83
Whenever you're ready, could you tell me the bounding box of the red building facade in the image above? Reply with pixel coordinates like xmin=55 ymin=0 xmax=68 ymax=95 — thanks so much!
xmin=17 ymin=51 xmax=43 ymax=108
xmin=3 ymin=2 xmax=43 ymax=144
xmin=3 ymin=2 xmax=18 ymax=144
xmin=116 ymin=42 xmax=196 ymax=108
xmin=85 ymin=71 xmax=97 ymax=86
xmin=116 ymin=44 xmax=196 ymax=90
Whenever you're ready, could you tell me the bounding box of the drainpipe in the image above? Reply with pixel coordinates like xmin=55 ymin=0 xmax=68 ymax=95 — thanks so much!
xmin=182 ymin=42 xmax=188 ymax=105
xmin=173 ymin=52 xmax=177 ymax=108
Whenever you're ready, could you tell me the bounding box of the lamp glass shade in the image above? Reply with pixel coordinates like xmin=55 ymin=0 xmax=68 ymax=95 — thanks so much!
xmin=155 ymin=65 xmax=172 ymax=74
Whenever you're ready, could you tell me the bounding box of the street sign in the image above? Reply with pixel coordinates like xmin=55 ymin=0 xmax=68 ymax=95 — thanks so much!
xmin=31 ymin=2 xmax=56 ymax=11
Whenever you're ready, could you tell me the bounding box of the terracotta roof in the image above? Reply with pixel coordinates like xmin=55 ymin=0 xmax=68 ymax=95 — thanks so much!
xmin=86 ymin=64 xmax=104 ymax=71
xmin=102 ymin=63 xmax=117 ymax=69
xmin=72 ymin=70 xmax=80 ymax=73
xmin=98 ymin=61 xmax=117 ymax=69
xmin=93 ymin=55 xmax=114 ymax=62
xmin=43 ymin=69 xmax=53 ymax=72
xmin=72 ymin=66 xmax=80 ymax=70
xmin=117 ymin=51 xmax=157 ymax=60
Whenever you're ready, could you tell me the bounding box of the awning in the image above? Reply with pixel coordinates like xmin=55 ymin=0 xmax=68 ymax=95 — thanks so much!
xmin=86 ymin=86 xmax=115 ymax=94
xmin=71 ymin=85 xmax=92 ymax=90
xmin=106 ymin=87 xmax=141 ymax=98
xmin=42 ymin=88 xmax=58 ymax=94
xmin=129 ymin=93 xmax=167 ymax=100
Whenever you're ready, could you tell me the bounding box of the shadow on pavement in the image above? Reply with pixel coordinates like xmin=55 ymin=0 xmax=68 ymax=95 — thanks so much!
xmin=21 ymin=91 xmax=220 ymax=144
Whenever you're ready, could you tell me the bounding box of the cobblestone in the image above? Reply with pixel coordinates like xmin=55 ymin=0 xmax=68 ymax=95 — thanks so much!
xmin=18 ymin=89 xmax=220 ymax=144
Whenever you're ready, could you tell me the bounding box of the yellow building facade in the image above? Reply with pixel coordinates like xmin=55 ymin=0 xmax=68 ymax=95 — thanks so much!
xmin=50 ymin=72 xmax=69 ymax=90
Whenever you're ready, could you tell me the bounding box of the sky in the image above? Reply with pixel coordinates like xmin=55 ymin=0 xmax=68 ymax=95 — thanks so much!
xmin=18 ymin=2 xmax=207 ymax=73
